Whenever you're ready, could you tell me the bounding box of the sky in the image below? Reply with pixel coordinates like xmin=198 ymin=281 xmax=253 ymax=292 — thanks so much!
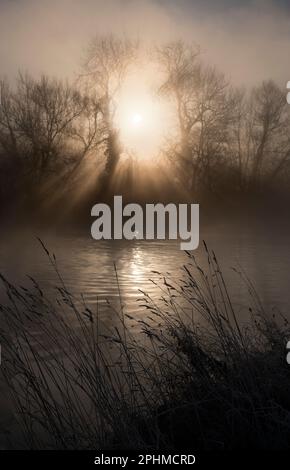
xmin=0 ymin=0 xmax=289 ymax=86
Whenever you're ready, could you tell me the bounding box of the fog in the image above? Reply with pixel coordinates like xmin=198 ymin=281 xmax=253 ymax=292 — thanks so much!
xmin=0 ymin=0 xmax=289 ymax=86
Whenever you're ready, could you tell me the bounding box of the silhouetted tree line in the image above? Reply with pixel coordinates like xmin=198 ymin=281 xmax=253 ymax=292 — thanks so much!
xmin=156 ymin=41 xmax=290 ymax=197
xmin=0 ymin=36 xmax=290 ymax=216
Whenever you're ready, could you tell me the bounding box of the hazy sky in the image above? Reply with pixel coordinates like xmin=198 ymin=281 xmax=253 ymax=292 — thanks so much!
xmin=0 ymin=0 xmax=289 ymax=86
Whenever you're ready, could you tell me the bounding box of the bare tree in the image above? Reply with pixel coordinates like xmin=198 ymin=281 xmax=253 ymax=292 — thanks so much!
xmin=228 ymin=81 xmax=290 ymax=191
xmin=67 ymin=94 xmax=106 ymax=179
xmin=0 ymin=79 xmax=20 ymax=164
xmin=156 ymin=41 xmax=200 ymax=180
xmin=249 ymin=81 xmax=290 ymax=187
xmin=80 ymin=35 xmax=138 ymax=183
xmin=10 ymin=74 xmax=88 ymax=182
xmin=156 ymin=41 xmax=236 ymax=194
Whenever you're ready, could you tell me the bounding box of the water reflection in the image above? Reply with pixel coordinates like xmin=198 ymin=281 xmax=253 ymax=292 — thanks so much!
xmin=0 ymin=218 xmax=290 ymax=324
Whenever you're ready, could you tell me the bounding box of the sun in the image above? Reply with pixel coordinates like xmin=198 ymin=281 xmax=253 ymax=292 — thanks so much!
xmin=131 ymin=113 xmax=143 ymax=127
xmin=114 ymin=66 xmax=173 ymax=159
xmin=116 ymin=100 xmax=167 ymax=159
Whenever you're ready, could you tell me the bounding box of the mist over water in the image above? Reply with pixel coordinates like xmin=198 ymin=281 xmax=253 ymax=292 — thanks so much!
xmin=1 ymin=213 xmax=290 ymax=327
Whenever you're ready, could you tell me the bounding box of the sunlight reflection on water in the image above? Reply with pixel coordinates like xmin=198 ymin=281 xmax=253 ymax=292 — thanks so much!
xmin=0 ymin=219 xmax=290 ymax=325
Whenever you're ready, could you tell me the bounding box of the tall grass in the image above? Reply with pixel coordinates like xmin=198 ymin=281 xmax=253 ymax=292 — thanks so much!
xmin=0 ymin=241 xmax=290 ymax=449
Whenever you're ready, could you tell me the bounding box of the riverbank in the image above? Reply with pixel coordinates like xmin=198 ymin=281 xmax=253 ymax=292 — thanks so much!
xmin=0 ymin=246 xmax=290 ymax=449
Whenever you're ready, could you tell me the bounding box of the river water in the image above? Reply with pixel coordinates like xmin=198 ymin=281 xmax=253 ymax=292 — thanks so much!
xmin=0 ymin=212 xmax=290 ymax=320
xmin=0 ymin=211 xmax=290 ymax=446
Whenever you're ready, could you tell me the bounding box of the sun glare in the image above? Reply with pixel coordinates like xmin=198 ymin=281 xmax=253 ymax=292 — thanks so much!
xmin=115 ymin=67 xmax=172 ymax=160
xmin=131 ymin=113 xmax=143 ymax=126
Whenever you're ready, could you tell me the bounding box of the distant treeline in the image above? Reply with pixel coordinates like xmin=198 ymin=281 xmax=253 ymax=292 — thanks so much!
xmin=0 ymin=36 xmax=290 ymax=219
